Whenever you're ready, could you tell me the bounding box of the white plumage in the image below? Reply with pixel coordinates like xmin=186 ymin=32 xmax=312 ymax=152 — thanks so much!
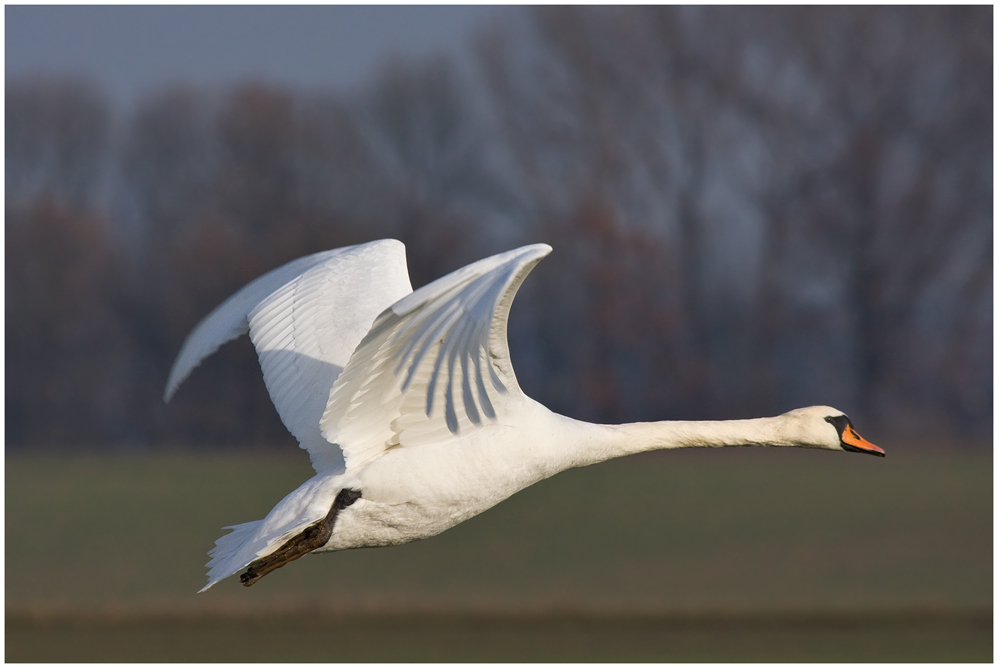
xmin=165 ymin=239 xmax=883 ymax=591
xmin=165 ymin=240 xmax=413 ymax=472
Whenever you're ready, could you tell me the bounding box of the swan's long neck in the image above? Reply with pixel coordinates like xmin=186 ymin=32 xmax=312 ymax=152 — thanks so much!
xmin=560 ymin=414 xmax=803 ymax=469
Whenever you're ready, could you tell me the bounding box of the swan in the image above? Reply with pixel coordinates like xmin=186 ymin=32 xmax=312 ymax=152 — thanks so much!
xmin=164 ymin=239 xmax=884 ymax=591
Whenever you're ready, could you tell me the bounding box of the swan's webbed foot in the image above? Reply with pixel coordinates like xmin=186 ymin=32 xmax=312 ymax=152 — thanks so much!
xmin=239 ymin=520 xmax=330 ymax=586
xmin=240 ymin=488 xmax=361 ymax=587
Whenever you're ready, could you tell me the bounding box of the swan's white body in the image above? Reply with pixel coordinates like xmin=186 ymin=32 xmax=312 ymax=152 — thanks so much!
xmin=165 ymin=240 xmax=882 ymax=591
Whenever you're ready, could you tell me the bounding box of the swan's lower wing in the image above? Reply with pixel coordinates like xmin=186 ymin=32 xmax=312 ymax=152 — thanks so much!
xmin=165 ymin=240 xmax=412 ymax=473
xmin=321 ymin=244 xmax=552 ymax=470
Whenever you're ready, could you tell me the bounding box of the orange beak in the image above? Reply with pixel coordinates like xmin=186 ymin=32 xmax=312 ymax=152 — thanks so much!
xmin=841 ymin=424 xmax=885 ymax=457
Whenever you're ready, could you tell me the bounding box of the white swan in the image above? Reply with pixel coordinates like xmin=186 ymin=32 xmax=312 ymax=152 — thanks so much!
xmin=165 ymin=240 xmax=884 ymax=591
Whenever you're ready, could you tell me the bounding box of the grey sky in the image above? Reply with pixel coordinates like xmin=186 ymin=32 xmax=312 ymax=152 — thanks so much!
xmin=6 ymin=5 xmax=511 ymax=109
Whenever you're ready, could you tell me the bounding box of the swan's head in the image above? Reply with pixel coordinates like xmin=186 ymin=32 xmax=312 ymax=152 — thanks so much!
xmin=784 ymin=406 xmax=885 ymax=457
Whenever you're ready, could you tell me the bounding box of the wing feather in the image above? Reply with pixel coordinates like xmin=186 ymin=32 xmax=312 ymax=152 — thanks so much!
xmin=164 ymin=239 xmax=413 ymax=473
xmin=320 ymin=244 xmax=552 ymax=470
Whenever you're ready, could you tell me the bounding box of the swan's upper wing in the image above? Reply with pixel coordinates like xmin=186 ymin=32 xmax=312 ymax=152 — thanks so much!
xmin=320 ymin=244 xmax=552 ymax=470
xmin=164 ymin=240 xmax=413 ymax=472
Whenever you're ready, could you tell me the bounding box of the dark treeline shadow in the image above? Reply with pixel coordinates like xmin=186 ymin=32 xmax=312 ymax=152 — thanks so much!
xmin=5 ymin=6 xmax=992 ymax=450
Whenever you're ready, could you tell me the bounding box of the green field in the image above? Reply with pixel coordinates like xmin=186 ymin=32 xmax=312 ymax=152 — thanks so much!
xmin=6 ymin=446 xmax=992 ymax=661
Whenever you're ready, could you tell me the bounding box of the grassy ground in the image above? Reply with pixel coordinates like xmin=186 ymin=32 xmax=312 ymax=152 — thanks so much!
xmin=8 ymin=611 xmax=990 ymax=662
xmin=6 ymin=445 xmax=992 ymax=661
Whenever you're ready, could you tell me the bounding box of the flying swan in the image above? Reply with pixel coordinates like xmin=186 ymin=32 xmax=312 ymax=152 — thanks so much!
xmin=164 ymin=240 xmax=884 ymax=591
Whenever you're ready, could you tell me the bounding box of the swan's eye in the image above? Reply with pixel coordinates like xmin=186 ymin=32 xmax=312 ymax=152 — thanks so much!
xmin=824 ymin=414 xmax=850 ymax=437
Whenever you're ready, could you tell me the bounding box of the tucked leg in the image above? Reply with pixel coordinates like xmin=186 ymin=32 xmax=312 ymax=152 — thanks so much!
xmin=240 ymin=488 xmax=362 ymax=587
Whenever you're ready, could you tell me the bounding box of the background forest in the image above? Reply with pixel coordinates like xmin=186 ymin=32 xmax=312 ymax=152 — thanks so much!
xmin=6 ymin=6 xmax=992 ymax=450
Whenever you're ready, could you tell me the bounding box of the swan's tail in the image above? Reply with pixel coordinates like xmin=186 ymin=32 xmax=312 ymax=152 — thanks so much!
xmin=198 ymin=471 xmax=347 ymax=592
xmin=199 ymin=520 xmax=265 ymax=592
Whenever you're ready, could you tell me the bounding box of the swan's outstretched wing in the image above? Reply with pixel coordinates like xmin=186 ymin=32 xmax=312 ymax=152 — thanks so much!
xmin=320 ymin=244 xmax=552 ymax=470
xmin=164 ymin=239 xmax=413 ymax=472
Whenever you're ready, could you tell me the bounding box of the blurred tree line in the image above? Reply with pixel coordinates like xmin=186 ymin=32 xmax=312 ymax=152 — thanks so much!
xmin=6 ymin=7 xmax=991 ymax=449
